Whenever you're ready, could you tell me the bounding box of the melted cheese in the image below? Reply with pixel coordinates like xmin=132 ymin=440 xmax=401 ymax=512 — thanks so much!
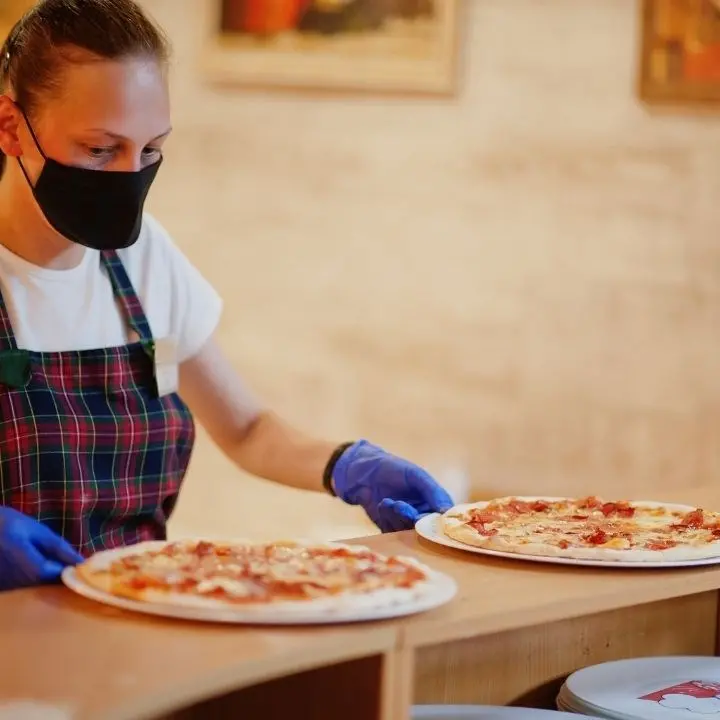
xmin=196 ymin=577 xmax=256 ymax=597
xmin=601 ymin=537 xmax=631 ymax=550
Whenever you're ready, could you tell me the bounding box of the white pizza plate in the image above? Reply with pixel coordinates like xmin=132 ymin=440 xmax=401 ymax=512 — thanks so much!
xmin=415 ymin=497 xmax=720 ymax=569
xmin=61 ymin=539 xmax=458 ymax=625
xmin=557 ymin=656 xmax=720 ymax=720
xmin=412 ymin=705 xmax=597 ymax=718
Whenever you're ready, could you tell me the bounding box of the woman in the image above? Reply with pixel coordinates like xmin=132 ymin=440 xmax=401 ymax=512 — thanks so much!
xmin=0 ymin=0 xmax=454 ymax=591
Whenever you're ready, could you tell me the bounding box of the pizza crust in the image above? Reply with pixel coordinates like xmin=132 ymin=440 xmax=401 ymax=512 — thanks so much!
xmin=75 ymin=564 xmax=119 ymax=597
xmin=441 ymin=497 xmax=720 ymax=563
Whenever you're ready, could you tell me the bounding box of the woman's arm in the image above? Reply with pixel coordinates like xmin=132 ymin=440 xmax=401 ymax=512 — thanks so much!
xmin=178 ymin=337 xmax=339 ymax=493
xmin=179 ymin=336 xmax=454 ymax=532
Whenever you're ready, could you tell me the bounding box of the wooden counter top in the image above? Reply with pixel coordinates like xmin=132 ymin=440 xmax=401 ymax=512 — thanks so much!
xmin=4 ymin=488 xmax=720 ymax=719
xmin=0 ymin=585 xmax=396 ymax=720
xmin=353 ymin=531 xmax=720 ymax=648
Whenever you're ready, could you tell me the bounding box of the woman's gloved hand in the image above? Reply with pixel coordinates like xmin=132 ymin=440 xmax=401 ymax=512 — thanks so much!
xmin=0 ymin=506 xmax=83 ymax=591
xmin=331 ymin=440 xmax=454 ymax=532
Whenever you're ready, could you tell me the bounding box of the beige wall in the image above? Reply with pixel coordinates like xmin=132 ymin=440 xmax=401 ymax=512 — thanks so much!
xmin=137 ymin=0 xmax=720 ymax=541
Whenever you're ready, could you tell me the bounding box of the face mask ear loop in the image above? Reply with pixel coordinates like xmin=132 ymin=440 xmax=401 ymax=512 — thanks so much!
xmin=12 ymin=102 xmax=47 ymax=190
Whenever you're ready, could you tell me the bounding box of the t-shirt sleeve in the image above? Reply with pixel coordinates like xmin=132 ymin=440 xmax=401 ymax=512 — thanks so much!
xmin=140 ymin=213 xmax=223 ymax=363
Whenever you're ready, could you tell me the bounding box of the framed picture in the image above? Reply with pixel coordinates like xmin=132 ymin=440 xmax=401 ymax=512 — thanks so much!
xmin=638 ymin=0 xmax=720 ymax=108
xmin=201 ymin=0 xmax=462 ymax=96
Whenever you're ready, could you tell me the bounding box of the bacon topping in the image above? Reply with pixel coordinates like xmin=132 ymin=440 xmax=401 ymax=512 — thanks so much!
xmin=506 ymin=500 xmax=533 ymax=514
xmin=469 ymin=510 xmax=500 ymax=525
xmin=577 ymin=496 xmax=603 ymax=510
xmin=468 ymin=520 xmax=498 ymax=536
xmin=600 ymin=502 xmax=636 ymax=518
xmin=673 ymin=508 xmax=704 ymax=530
xmin=645 ymin=539 xmax=677 ymax=551
xmin=583 ymin=528 xmax=608 ymax=545
xmin=501 ymin=499 xmax=552 ymax=514
xmin=194 ymin=541 xmax=216 ymax=557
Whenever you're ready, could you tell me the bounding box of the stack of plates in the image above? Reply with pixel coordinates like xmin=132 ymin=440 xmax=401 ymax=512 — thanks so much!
xmin=412 ymin=706 xmax=596 ymax=719
xmin=557 ymin=657 xmax=720 ymax=719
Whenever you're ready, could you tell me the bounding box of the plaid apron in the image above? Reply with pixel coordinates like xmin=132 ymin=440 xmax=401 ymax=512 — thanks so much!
xmin=0 ymin=250 xmax=195 ymax=556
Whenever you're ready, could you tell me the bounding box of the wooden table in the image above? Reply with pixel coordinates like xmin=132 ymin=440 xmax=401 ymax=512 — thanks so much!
xmin=360 ymin=531 xmax=720 ymax=709
xmin=0 ymin=584 xmax=400 ymax=720
xmin=3 ymin=498 xmax=720 ymax=719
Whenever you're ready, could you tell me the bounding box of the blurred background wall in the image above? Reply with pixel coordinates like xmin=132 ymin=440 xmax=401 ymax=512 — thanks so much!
xmin=12 ymin=0 xmax=720 ymax=540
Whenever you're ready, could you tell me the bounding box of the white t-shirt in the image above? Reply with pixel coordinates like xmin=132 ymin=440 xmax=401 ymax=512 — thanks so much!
xmin=0 ymin=213 xmax=223 ymax=361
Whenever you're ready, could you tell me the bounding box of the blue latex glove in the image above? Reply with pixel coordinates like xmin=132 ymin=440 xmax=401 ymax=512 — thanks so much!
xmin=332 ymin=440 xmax=454 ymax=532
xmin=0 ymin=506 xmax=83 ymax=591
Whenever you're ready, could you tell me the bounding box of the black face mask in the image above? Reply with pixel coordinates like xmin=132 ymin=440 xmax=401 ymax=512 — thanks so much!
xmin=16 ymin=107 xmax=162 ymax=251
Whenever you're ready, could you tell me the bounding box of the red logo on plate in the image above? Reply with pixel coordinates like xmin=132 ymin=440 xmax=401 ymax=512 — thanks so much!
xmin=640 ymin=681 xmax=720 ymax=714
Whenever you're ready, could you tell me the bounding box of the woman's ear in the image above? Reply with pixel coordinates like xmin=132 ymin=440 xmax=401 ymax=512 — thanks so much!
xmin=0 ymin=95 xmax=22 ymax=158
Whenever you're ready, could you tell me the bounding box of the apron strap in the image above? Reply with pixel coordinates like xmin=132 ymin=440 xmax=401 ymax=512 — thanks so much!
xmin=100 ymin=251 xmax=154 ymax=342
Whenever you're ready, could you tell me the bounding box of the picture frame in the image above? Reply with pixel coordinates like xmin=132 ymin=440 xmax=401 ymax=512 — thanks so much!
xmin=200 ymin=0 xmax=463 ymax=96
xmin=638 ymin=0 xmax=720 ymax=109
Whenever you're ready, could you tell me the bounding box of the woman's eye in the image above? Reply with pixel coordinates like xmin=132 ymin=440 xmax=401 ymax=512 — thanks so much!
xmin=142 ymin=147 xmax=161 ymax=158
xmin=86 ymin=146 xmax=115 ymax=158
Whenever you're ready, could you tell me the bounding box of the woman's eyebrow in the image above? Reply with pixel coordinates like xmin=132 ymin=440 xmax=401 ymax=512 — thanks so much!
xmin=84 ymin=127 xmax=173 ymax=141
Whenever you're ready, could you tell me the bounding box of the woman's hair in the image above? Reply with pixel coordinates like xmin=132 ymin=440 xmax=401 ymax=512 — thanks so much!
xmin=0 ymin=0 xmax=171 ymax=175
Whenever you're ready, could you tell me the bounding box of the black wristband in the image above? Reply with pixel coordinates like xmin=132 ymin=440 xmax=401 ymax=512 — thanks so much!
xmin=322 ymin=441 xmax=354 ymax=496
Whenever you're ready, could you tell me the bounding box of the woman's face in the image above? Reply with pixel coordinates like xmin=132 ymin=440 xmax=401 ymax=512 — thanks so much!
xmin=1 ymin=53 xmax=171 ymax=180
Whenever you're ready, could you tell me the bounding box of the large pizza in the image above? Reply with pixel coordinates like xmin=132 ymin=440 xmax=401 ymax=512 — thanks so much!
xmin=73 ymin=538 xmax=446 ymax=616
xmin=440 ymin=496 xmax=720 ymax=562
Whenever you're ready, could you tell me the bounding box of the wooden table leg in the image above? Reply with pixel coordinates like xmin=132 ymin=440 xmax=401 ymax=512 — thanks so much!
xmin=381 ymin=647 xmax=414 ymax=720
xmin=716 ymin=589 xmax=720 ymax=656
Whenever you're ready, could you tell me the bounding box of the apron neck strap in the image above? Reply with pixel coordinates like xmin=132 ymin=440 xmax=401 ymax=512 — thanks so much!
xmin=100 ymin=251 xmax=153 ymax=342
